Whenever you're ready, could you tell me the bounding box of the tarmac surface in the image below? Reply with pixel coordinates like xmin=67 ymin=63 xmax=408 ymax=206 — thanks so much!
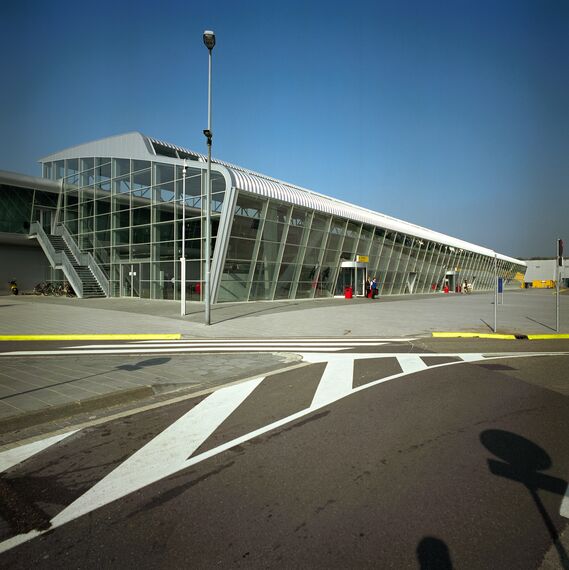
xmin=0 ymin=289 xmax=568 ymax=567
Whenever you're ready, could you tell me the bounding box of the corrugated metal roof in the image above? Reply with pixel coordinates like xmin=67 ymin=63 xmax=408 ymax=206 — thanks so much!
xmin=145 ymin=136 xmax=523 ymax=264
xmin=39 ymin=132 xmax=525 ymax=266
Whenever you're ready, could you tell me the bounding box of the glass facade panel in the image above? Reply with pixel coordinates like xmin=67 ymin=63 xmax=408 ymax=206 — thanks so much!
xmin=43 ymin=146 xmax=525 ymax=304
xmin=0 ymin=187 xmax=34 ymax=233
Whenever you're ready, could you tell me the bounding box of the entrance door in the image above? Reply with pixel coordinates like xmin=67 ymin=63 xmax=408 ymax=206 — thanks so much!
xmin=445 ymin=271 xmax=458 ymax=293
xmin=121 ymin=263 xmax=140 ymax=298
xmin=334 ymin=261 xmax=367 ymax=296
xmin=355 ymin=266 xmax=366 ymax=296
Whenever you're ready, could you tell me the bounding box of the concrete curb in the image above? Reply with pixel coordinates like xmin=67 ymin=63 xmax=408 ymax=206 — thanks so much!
xmin=432 ymin=332 xmax=569 ymax=340
xmin=0 ymin=385 xmax=155 ymax=433
xmin=432 ymin=332 xmax=519 ymax=340
xmin=527 ymin=334 xmax=569 ymax=340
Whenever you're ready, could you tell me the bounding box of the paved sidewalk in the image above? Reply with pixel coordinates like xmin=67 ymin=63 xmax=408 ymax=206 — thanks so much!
xmin=0 ymin=289 xmax=567 ymax=439
xmin=1 ymin=288 xmax=567 ymax=338
xmin=0 ymin=352 xmax=299 ymax=434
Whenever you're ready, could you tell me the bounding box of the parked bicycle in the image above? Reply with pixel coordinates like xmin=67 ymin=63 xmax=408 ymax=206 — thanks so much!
xmin=33 ymin=281 xmax=75 ymax=297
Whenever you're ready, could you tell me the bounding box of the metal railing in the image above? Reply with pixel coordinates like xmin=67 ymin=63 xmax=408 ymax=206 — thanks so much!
xmin=54 ymin=225 xmax=109 ymax=297
xmin=29 ymin=222 xmax=84 ymax=297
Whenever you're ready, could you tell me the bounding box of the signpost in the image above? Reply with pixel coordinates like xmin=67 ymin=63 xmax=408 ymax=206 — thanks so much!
xmin=556 ymin=238 xmax=563 ymax=332
xmin=494 ymin=254 xmax=498 ymax=332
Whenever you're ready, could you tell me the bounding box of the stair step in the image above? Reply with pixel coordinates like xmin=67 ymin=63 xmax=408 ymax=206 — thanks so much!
xmin=43 ymin=232 xmax=107 ymax=298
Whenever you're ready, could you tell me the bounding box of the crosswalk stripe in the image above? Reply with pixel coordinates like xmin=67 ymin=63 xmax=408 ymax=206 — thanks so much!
xmin=310 ymin=359 xmax=355 ymax=408
xmin=396 ymin=355 xmax=429 ymax=374
xmin=50 ymin=376 xmax=265 ymax=528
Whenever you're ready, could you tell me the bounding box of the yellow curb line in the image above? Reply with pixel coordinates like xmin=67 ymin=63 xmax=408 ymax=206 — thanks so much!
xmin=0 ymin=334 xmax=182 ymax=341
xmin=432 ymin=332 xmax=516 ymax=340
xmin=526 ymin=334 xmax=569 ymax=340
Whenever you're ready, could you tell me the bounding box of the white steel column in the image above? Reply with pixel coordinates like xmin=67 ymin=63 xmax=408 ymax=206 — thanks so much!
xmin=180 ymin=161 xmax=187 ymax=316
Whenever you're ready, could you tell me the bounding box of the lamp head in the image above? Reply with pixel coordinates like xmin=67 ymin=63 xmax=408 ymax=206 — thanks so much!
xmin=203 ymin=30 xmax=216 ymax=50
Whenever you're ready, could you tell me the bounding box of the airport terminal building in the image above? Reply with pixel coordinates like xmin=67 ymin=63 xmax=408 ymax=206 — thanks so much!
xmin=0 ymin=132 xmax=526 ymax=301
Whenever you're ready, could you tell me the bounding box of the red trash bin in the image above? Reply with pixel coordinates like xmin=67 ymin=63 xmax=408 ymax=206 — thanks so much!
xmin=344 ymin=286 xmax=353 ymax=299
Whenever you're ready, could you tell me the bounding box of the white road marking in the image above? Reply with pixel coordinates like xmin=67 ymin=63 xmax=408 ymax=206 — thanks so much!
xmin=0 ymin=347 xmax=347 ymax=356
xmin=310 ymin=359 xmax=355 ymax=408
xmin=132 ymin=337 xmax=418 ymax=343
xmin=300 ymin=352 xmax=489 ymax=362
xmin=396 ymin=355 xmax=429 ymax=374
xmin=50 ymin=376 xmax=264 ymax=527
xmin=561 ymin=483 xmax=569 ymax=518
xmin=0 ymin=430 xmax=79 ymax=473
xmin=459 ymin=353 xmax=485 ymax=362
xmin=0 ymin=350 xmax=567 ymax=554
xmin=63 ymin=341 xmax=388 ymax=349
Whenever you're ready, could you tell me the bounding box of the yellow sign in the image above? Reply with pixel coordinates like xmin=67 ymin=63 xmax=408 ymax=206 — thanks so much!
xmin=356 ymin=255 xmax=369 ymax=263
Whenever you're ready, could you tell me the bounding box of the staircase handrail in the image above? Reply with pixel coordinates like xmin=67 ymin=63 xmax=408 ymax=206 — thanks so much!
xmin=59 ymin=255 xmax=84 ymax=298
xmin=54 ymin=225 xmax=109 ymax=297
xmin=29 ymin=222 xmax=84 ymax=297
xmin=29 ymin=222 xmax=59 ymax=267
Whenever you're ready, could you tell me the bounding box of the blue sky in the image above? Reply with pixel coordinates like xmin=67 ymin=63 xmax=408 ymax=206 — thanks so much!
xmin=1 ymin=0 xmax=567 ymax=258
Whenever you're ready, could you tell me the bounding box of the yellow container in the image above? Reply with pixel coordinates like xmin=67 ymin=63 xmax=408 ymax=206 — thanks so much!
xmin=532 ymin=280 xmax=555 ymax=289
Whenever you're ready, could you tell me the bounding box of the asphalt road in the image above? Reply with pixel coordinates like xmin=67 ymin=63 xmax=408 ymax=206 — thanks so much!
xmin=0 ymin=340 xmax=568 ymax=568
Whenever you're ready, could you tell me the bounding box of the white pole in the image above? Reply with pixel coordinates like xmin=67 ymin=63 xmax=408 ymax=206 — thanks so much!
xmin=205 ymin=47 xmax=212 ymax=326
xmin=180 ymin=160 xmax=187 ymax=316
xmin=556 ymin=238 xmax=560 ymax=332
xmin=494 ymin=254 xmax=498 ymax=332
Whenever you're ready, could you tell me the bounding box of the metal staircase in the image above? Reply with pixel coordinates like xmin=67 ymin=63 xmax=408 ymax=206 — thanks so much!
xmin=29 ymin=222 xmax=109 ymax=299
xmin=46 ymin=235 xmax=106 ymax=298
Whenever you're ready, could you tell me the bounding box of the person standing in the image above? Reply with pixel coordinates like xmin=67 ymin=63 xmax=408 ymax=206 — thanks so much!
xmin=365 ymin=277 xmax=371 ymax=298
xmin=371 ymin=277 xmax=378 ymax=298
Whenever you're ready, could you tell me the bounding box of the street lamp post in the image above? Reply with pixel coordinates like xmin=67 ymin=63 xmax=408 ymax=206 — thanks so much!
xmin=180 ymin=160 xmax=187 ymax=316
xmin=203 ymin=30 xmax=215 ymax=326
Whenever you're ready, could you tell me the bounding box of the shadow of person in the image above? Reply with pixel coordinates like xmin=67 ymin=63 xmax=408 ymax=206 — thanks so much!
xmin=115 ymin=357 xmax=171 ymax=372
xmin=417 ymin=536 xmax=453 ymax=570
xmin=480 ymin=429 xmax=569 ymax=569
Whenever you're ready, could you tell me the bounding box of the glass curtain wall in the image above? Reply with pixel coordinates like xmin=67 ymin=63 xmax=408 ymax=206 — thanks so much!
xmin=217 ymin=191 xmax=523 ymax=303
xmin=43 ymin=157 xmax=225 ymax=300
xmin=42 ymin=160 xmax=525 ymax=302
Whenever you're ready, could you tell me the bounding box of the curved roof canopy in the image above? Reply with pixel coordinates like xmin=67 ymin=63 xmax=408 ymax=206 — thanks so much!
xmin=40 ymin=132 xmax=524 ymax=266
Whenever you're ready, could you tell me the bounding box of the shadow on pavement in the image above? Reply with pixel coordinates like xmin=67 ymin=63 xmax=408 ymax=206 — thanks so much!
xmin=526 ymin=315 xmax=557 ymax=332
xmin=480 ymin=429 xmax=569 ymax=570
xmin=210 ymin=303 xmax=302 ymax=325
xmin=115 ymin=357 xmax=171 ymax=372
xmin=0 ymin=357 xmax=172 ymax=400
xmin=417 ymin=536 xmax=453 ymax=569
